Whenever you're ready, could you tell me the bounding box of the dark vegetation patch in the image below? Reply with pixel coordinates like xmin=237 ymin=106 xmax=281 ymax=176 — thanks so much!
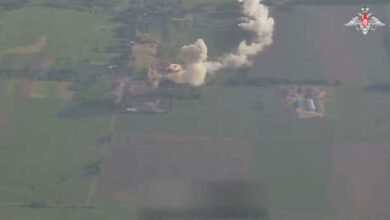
xmin=225 ymin=75 xmax=342 ymax=87
xmin=0 ymin=0 xmax=29 ymax=10
xmin=43 ymin=0 xmax=125 ymax=14
xmin=169 ymin=86 xmax=202 ymax=100
xmin=83 ymin=161 xmax=102 ymax=178
xmin=96 ymin=135 xmax=112 ymax=145
xmin=57 ymin=100 xmax=115 ymax=119
xmin=366 ymin=83 xmax=390 ymax=92
xmin=27 ymin=200 xmax=47 ymax=209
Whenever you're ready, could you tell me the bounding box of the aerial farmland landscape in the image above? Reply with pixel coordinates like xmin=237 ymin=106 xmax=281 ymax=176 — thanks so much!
xmin=1 ymin=0 xmax=390 ymax=220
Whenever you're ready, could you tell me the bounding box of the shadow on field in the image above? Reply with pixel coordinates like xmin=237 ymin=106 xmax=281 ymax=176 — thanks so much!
xmin=56 ymin=100 xmax=115 ymax=119
xmin=139 ymin=181 xmax=268 ymax=220
xmin=366 ymin=83 xmax=390 ymax=93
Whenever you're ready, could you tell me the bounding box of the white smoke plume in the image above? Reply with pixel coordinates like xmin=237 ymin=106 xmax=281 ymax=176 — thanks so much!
xmin=166 ymin=39 xmax=208 ymax=87
xmin=167 ymin=0 xmax=274 ymax=86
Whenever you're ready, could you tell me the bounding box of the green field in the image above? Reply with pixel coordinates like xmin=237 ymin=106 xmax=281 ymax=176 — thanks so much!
xmin=0 ymin=97 xmax=114 ymax=218
xmin=0 ymin=79 xmax=18 ymax=96
xmin=0 ymin=79 xmax=72 ymax=99
xmin=30 ymin=81 xmax=60 ymax=98
xmin=0 ymin=6 xmax=119 ymax=68
xmin=112 ymin=84 xmax=390 ymax=219
xmin=2 ymin=84 xmax=390 ymax=219
xmin=0 ymin=208 xmax=137 ymax=220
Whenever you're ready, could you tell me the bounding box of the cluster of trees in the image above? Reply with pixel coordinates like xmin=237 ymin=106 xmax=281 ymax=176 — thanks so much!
xmin=0 ymin=65 xmax=99 ymax=82
xmin=46 ymin=60 xmax=107 ymax=82
xmin=169 ymin=86 xmax=202 ymax=100
xmin=28 ymin=201 xmax=47 ymax=208
xmin=366 ymin=83 xmax=390 ymax=92
xmin=110 ymin=7 xmax=137 ymax=67
xmin=158 ymin=80 xmax=202 ymax=100
xmin=96 ymin=135 xmax=112 ymax=145
xmin=83 ymin=161 xmax=101 ymax=178
xmin=0 ymin=69 xmax=39 ymax=79
xmin=44 ymin=0 xmax=124 ymax=13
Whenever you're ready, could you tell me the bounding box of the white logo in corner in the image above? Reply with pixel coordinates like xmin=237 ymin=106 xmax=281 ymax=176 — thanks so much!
xmin=345 ymin=7 xmax=385 ymax=36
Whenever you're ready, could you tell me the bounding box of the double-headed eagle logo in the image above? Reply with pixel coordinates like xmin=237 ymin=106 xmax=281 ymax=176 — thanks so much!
xmin=345 ymin=7 xmax=385 ymax=36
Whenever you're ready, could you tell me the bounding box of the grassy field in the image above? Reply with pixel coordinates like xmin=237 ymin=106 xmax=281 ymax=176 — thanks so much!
xmin=0 ymin=79 xmax=73 ymax=99
xmin=251 ymin=5 xmax=390 ymax=85
xmin=110 ymin=82 xmax=390 ymax=219
xmin=0 ymin=75 xmax=375 ymax=219
xmin=0 ymin=208 xmax=137 ymax=220
xmin=112 ymin=86 xmax=335 ymax=218
xmin=0 ymin=96 xmax=115 ymax=218
xmin=0 ymin=6 xmax=119 ymax=69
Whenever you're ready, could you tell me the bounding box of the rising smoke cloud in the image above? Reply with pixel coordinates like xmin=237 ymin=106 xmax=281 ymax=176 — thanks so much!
xmin=167 ymin=0 xmax=275 ymax=86
xmin=166 ymin=39 xmax=208 ymax=87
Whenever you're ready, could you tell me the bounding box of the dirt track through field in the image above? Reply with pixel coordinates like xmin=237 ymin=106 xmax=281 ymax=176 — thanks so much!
xmin=1 ymin=35 xmax=47 ymax=55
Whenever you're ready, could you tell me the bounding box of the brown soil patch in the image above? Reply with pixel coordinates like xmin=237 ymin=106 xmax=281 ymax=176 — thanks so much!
xmin=131 ymin=43 xmax=160 ymax=71
xmin=1 ymin=35 xmax=47 ymax=55
xmin=16 ymin=80 xmax=32 ymax=97
xmin=41 ymin=57 xmax=55 ymax=74
xmin=29 ymin=86 xmax=46 ymax=98
xmin=59 ymin=82 xmax=74 ymax=100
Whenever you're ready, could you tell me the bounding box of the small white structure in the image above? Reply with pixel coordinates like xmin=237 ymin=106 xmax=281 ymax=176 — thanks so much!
xmin=306 ymin=99 xmax=316 ymax=112
xmin=126 ymin=108 xmax=137 ymax=112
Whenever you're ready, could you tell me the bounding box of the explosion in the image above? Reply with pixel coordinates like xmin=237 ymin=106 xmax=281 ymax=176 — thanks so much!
xmin=167 ymin=0 xmax=275 ymax=86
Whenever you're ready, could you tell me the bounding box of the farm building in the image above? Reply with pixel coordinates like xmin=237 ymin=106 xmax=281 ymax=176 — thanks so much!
xmin=302 ymin=98 xmax=321 ymax=112
xmin=306 ymin=99 xmax=316 ymax=112
xmin=295 ymin=100 xmax=304 ymax=109
xmin=313 ymin=99 xmax=321 ymax=112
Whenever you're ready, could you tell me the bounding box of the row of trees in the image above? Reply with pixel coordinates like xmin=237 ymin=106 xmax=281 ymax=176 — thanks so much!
xmin=224 ymin=73 xmax=342 ymax=87
xmin=0 ymin=0 xmax=29 ymax=10
xmin=44 ymin=0 xmax=125 ymax=13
